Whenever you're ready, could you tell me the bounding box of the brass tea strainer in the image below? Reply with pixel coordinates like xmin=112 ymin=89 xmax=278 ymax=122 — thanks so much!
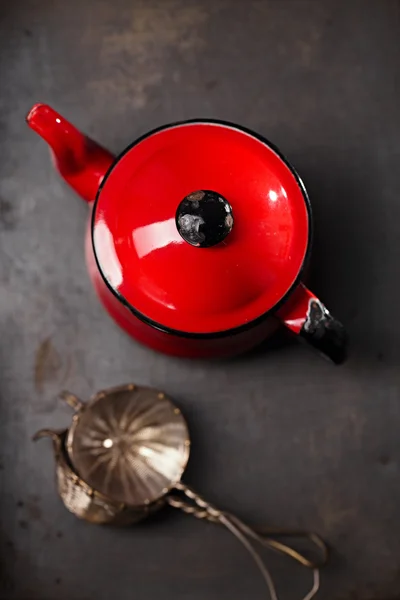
xmin=34 ymin=384 xmax=328 ymax=600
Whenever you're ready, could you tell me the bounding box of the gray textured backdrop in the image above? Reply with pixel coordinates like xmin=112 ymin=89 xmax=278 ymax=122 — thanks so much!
xmin=1 ymin=1 xmax=400 ymax=599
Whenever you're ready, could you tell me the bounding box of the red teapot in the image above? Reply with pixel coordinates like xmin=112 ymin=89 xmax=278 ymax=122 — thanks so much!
xmin=27 ymin=104 xmax=347 ymax=363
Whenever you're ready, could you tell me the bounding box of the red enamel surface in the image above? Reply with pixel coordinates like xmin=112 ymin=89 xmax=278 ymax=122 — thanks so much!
xmin=86 ymin=227 xmax=279 ymax=357
xmin=26 ymin=104 xmax=114 ymax=203
xmin=93 ymin=122 xmax=310 ymax=334
xmin=27 ymin=105 xmax=347 ymax=360
xmin=277 ymin=283 xmax=317 ymax=334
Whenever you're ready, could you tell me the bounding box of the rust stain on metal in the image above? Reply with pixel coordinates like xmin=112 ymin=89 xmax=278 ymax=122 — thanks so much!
xmin=85 ymin=5 xmax=208 ymax=110
xmin=34 ymin=337 xmax=62 ymax=393
xmin=186 ymin=191 xmax=205 ymax=202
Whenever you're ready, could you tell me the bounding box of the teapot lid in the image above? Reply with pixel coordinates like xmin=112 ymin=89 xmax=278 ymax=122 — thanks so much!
xmin=92 ymin=120 xmax=311 ymax=335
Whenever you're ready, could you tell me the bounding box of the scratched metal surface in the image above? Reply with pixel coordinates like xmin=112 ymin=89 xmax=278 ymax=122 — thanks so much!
xmin=0 ymin=1 xmax=399 ymax=599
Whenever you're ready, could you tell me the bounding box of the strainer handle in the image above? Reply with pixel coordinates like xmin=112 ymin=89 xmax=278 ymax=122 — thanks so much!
xmin=59 ymin=390 xmax=84 ymax=412
xmin=33 ymin=429 xmax=64 ymax=443
xmin=32 ymin=428 xmax=66 ymax=458
xmin=167 ymin=482 xmax=328 ymax=600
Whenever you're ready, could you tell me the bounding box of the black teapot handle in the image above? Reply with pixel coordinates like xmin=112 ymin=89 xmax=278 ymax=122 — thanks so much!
xmin=277 ymin=283 xmax=348 ymax=364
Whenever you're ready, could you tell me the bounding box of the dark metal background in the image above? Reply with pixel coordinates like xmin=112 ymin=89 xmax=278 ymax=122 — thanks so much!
xmin=1 ymin=1 xmax=399 ymax=599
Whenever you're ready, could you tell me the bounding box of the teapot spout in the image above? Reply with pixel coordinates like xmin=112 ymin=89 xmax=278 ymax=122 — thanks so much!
xmin=26 ymin=103 xmax=115 ymax=203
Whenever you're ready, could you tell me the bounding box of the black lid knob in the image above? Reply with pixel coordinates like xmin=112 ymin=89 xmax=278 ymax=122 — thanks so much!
xmin=176 ymin=190 xmax=234 ymax=248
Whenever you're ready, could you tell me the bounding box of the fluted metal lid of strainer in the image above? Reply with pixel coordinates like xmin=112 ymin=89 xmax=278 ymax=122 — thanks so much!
xmin=66 ymin=385 xmax=190 ymax=506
